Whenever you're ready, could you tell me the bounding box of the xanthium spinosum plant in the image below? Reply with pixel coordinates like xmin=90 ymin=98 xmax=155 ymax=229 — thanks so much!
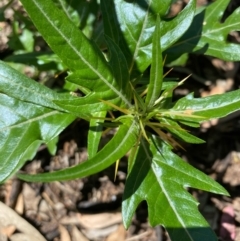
xmin=0 ymin=0 xmax=240 ymax=240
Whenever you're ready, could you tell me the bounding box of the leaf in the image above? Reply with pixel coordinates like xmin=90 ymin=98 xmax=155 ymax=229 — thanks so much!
xmin=123 ymin=136 xmax=228 ymax=241
xmin=0 ymin=60 xmax=76 ymax=182
xmin=159 ymin=118 xmax=205 ymax=144
xmin=151 ymin=0 xmax=172 ymax=15
xmin=160 ymin=0 xmax=196 ymax=51
xmin=88 ymin=111 xmax=106 ymax=159
xmin=104 ymin=36 xmax=130 ymax=92
xmin=0 ymin=61 xmax=91 ymax=119
xmin=166 ymin=0 xmax=240 ymax=61
xmin=0 ymin=93 xmax=75 ymax=183
xmin=56 ymin=36 xmax=131 ymax=114
xmin=53 ymin=0 xmax=99 ymax=38
xmin=92 ymin=20 xmax=105 ymax=50
xmin=170 ymin=90 xmax=240 ymax=122
xmin=100 ymin=0 xmax=119 ymax=43
xmin=4 ymin=52 xmax=62 ymax=71
xmin=114 ymin=0 xmax=156 ymax=74
xmin=20 ymin=0 xmax=131 ymax=109
xmin=53 ymin=94 xmax=121 ymax=116
xmin=18 ymin=117 xmax=139 ymax=182
xmin=114 ymin=0 xmax=196 ymax=74
xmin=19 ymin=28 xmax=34 ymax=52
xmin=145 ymin=15 xmax=162 ymax=108
xmin=46 ymin=136 xmax=59 ymax=155
xmin=0 ymin=61 xmax=63 ymax=110
xmin=7 ymin=21 xmax=25 ymax=51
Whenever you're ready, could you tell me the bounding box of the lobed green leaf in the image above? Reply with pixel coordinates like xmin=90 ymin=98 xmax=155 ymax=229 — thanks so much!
xmin=123 ymin=136 xmax=228 ymax=240
xmin=160 ymin=0 xmax=196 ymax=51
xmin=166 ymin=0 xmax=240 ymax=61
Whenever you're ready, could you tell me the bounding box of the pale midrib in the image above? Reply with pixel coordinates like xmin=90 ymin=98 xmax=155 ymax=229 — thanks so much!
xmin=141 ymin=142 xmax=194 ymax=241
xmin=0 ymin=126 xmax=29 ymax=173
xmin=173 ymin=99 xmax=239 ymax=112
xmin=154 ymin=170 xmax=194 ymax=240
xmin=205 ymin=0 xmax=223 ymax=22
xmin=58 ymin=0 xmax=71 ymax=21
xmin=162 ymin=0 xmax=195 ymax=49
xmin=103 ymin=3 xmax=115 ymax=41
xmin=206 ymin=21 xmax=239 ymax=34
xmin=177 ymin=39 xmax=239 ymax=55
xmin=53 ymin=119 xmax=137 ymax=180
xmin=0 ymin=73 xmax=55 ymax=102
xmin=208 ymin=46 xmax=239 ymax=54
xmin=157 ymin=178 xmax=194 ymax=241
xmin=171 ymin=15 xmax=239 ymax=50
xmin=171 ymin=35 xmax=239 ymax=56
xmin=32 ymin=0 xmax=132 ymax=108
xmin=0 ymin=73 xmax=67 ymax=113
xmin=148 ymin=28 xmax=160 ymax=106
xmin=0 ymin=110 xmax=59 ymax=131
xmin=129 ymin=1 xmax=151 ymax=74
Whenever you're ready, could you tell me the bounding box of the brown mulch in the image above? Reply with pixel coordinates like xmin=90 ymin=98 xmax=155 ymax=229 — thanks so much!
xmin=0 ymin=0 xmax=240 ymax=240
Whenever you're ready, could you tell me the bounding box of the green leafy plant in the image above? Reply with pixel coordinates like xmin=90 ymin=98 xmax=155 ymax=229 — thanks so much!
xmin=1 ymin=0 xmax=240 ymax=240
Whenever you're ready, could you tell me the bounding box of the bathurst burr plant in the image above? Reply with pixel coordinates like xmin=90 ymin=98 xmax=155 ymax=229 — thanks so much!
xmin=0 ymin=0 xmax=240 ymax=240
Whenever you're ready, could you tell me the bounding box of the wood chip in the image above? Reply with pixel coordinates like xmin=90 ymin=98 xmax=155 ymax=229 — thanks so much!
xmin=81 ymin=225 xmax=118 ymax=240
xmin=22 ymin=183 xmax=41 ymax=212
xmin=106 ymin=224 xmax=126 ymax=241
xmin=14 ymin=193 xmax=24 ymax=215
xmin=71 ymin=226 xmax=89 ymax=241
xmin=78 ymin=212 xmax=122 ymax=229
xmin=0 ymin=202 xmax=46 ymax=241
xmin=59 ymin=224 xmax=71 ymax=241
xmin=0 ymin=225 xmax=16 ymax=237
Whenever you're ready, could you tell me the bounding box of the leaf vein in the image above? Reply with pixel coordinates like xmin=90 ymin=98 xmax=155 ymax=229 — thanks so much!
xmin=0 ymin=110 xmax=59 ymax=131
xmin=32 ymin=0 xmax=131 ymax=107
